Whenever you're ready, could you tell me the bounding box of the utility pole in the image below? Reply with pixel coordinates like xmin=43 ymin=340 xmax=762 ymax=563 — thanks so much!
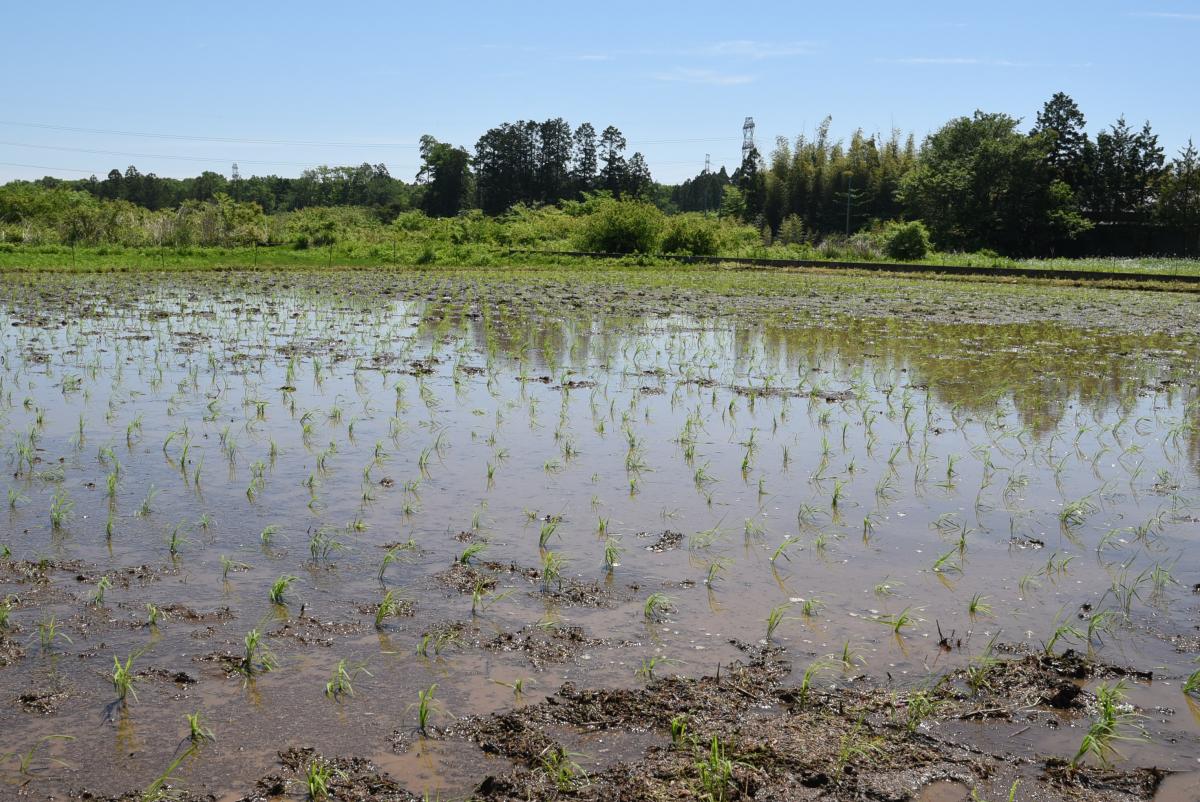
xmin=231 ymin=162 xmax=241 ymax=201
xmin=703 ymin=153 xmax=711 ymax=216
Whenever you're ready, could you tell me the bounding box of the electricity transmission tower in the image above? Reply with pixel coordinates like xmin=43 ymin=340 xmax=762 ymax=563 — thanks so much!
xmin=742 ymin=117 xmax=755 ymax=161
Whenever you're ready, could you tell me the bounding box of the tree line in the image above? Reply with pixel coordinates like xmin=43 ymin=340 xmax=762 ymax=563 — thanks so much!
xmin=700 ymin=93 xmax=1198 ymax=255
xmin=2 ymin=97 xmax=1198 ymax=256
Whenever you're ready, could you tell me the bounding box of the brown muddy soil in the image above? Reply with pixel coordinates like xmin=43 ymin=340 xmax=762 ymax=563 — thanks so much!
xmin=71 ymin=645 xmax=1178 ymax=801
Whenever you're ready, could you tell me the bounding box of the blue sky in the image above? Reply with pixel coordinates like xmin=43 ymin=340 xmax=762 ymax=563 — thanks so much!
xmin=1 ymin=1 xmax=1197 ymax=184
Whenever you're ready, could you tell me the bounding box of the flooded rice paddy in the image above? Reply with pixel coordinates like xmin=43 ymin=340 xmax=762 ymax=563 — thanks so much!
xmin=0 ymin=267 xmax=1199 ymax=801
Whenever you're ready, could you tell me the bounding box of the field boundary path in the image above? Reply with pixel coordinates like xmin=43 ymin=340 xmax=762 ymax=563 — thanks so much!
xmin=518 ymin=249 xmax=1200 ymax=288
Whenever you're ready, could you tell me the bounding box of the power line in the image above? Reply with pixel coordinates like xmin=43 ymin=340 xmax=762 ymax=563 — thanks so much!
xmin=0 ymin=140 xmax=351 ymax=168
xmin=0 ymin=119 xmax=739 ymax=150
xmin=0 ymin=161 xmax=100 ymax=174
xmin=0 ymin=119 xmax=422 ymax=148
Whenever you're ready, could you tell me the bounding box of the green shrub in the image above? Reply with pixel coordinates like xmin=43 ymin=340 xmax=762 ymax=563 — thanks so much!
xmin=661 ymin=215 xmax=719 ymax=256
xmin=883 ymin=221 xmax=931 ymax=261
xmin=577 ymin=199 xmax=663 ymax=254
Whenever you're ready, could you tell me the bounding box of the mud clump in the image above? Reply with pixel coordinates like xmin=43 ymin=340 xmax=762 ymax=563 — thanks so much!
xmin=485 ymin=624 xmax=604 ymax=668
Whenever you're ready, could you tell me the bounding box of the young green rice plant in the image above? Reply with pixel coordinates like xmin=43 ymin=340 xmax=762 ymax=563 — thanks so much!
xmin=799 ymin=597 xmax=822 ymax=617
xmin=91 ymin=575 xmax=112 ymax=606
xmin=538 ymin=518 xmax=559 ymax=547
xmin=491 ymin=676 xmax=533 ymax=701
xmin=1085 ymin=609 xmax=1119 ymax=647
xmin=769 ymin=535 xmax=802 ymax=563
xmin=602 ymin=535 xmax=623 ymax=572
xmin=833 ymin=716 xmax=884 ymax=780
xmin=36 ymin=615 xmax=72 ymax=651
xmin=413 ymin=683 xmax=439 ymax=734
xmin=643 ymin=592 xmax=673 ymax=622
xmin=239 ymin=628 xmax=278 ymax=676
xmin=221 ymin=554 xmax=250 ymax=580
xmin=704 ymin=557 xmax=731 ymax=585
xmin=374 ymin=589 xmax=408 ymax=629
xmin=1071 ymin=680 xmax=1146 ymax=768
xmin=136 ymin=485 xmax=160 ymax=517
xmin=268 ymin=574 xmax=298 ymax=605
xmin=186 ymin=711 xmax=215 ymax=744
xmin=797 ymin=659 xmax=831 ymax=707
xmin=470 ymin=581 xmax=511 ymax=615
xmin=670 ymin=714 xmax=690 ymax=747
xmin=539 ymin=746 xmax=588 ymax=792
xmin=876 ymin=606 xmax=917 ymax=636
xmin=967 ymin=593 xmax=992 ymax=619
xmin=1059 ymin=495 xmax=1097 ymax=530
xmin=966 ymin=640 xmax=1001 ymax=696
xmin=1183 ymin=668 xmax=1200 ymax=698
xmin=540 ymin=550 xmax=566 ymax=591
xmin=636 ymin=654 xmax=680 ymax=680
xmin=377 ymin=540 xmax=416 ymax=581
xmin=457 ymin=541 xmax=487 ymax=565
xmin=166 ymin=523 xmax=189 ymax=556
xmin=903 ymin=688 xmax=940 ymax=733
xmin=325 ymin=659 xmax=371 ymax=700
xmin=49 ymin=487 xmax=73 ymax=530
xmin=304 ymin=757 xmax=338 ymax=800
xmin=0 ymin=596 xmax=13 ymax=629
xmin=308 ymin=528 xmax=344 ymax=563
xmin=765 ymin=601 xmax=796 ymax=641
xmin=145 ymin=603 xmax=161 ymax=628
xmin=693 ymin=735 xmax=736 ymax=802
xmin=111 ymin=650 xmax=141 ymax=704
xmin=1042 ymin=611 xmax=1084 ymax=656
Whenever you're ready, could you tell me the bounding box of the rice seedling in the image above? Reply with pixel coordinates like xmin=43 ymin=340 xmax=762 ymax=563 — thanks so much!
xmin=239 ymin=629 xmax=278 ymax=676
xmin=304 ymin=757 xmax=338 ymax=799
xmin=413 ymin=683 xmax=440 ymax=734
xmin=765 ymin=601 xmax=796 ymax=641
xmin=540 ymin=550 xmax=566 ymax=591
xmin=36 ymin=615 xmax=72 ymax=651
xmin=695 ymin=736 xmax=736 ymax=802
xmin=91 ymin=575 xmax=112 ymax=606
xmin=325 ymin=659 xmax=371 ymax=700
xmin=308 ymin=528 xmax=344 ymax=563
xmin=539 ymin=746 xmax=588 ymax=792
xmin=643 ymin=592 xmax=673 ymax=622
xmin=378 ymin=539 xmax=416 ymax=580
xmin=491 ymin=676 xmax=533 ymax=701
xmin=903 ymin=688 xmax=939 ymax=733
xmin=602 ymin=535 xmax=623 ymax=572
xmin=221 ymin=554 xmax=250 ymax=580
xmin=797 ymin=659 xmax=831 ymax=707
xmin=457 ymin=541 xmax=487 ymax=565
xmin=967 ymin=593 xmax=992 ymax=618
xmin=1071 ymin=680 xmax=1146 ymax=768
xmin=49 ymin=487 xmax=73 ymax=530
xmin=111 ymin=650 xmax=141 ymax=704
xmin=538 ymin=518 xmax=559 ymax=547
xmin=268 ymin=574 xmax=298 ymax=605
xmin=875 ymin=606 xmax=917 ymax=635
xmin=636 ymin=654 xmax=680 ymax=680
xmin=186 ymin=711 xmax=215 ymax=744
xmin=769 ymin=535 xmax=802 ymax=563
xmin=1183 ymin=668 xmax=1200 ymax=698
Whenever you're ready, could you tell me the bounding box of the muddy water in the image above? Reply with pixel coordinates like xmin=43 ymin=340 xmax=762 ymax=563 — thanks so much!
xmin=0 ymin=269 xmax=1198 ymax=799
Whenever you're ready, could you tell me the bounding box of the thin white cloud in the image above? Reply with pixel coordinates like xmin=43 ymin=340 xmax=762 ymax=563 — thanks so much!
xmin=653 ymin=67 xmax=754 ymax=86
xmin=1130 ymin=11 xmax=1200 ymax=20
xmin=875 ymin=57 xmax=1090 ymax=68
xmin=701 ymin=40 xmax=819 ymax=59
